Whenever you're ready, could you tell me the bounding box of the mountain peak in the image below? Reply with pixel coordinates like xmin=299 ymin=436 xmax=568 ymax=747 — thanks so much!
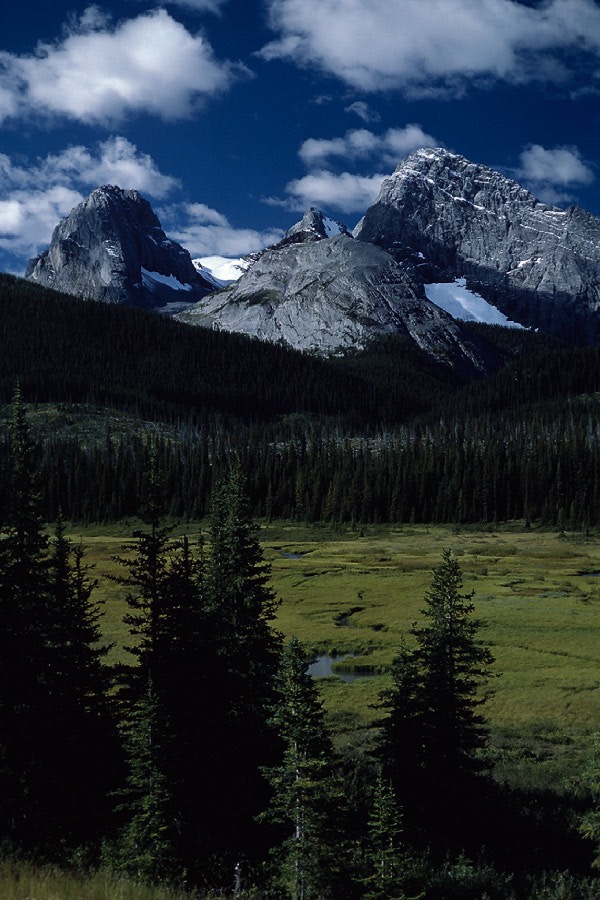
xmin=26 ymin=186 xmax=212 ymax=308
xmin=354 ymin=149 xmax=600 ymax=343
xmin=284 ymin=208 xmax=350 ymax=244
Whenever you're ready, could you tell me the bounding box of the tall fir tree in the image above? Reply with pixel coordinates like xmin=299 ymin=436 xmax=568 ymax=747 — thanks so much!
xmin=378 ymin=549 xmax=494 ymax=849
xmin=202 ymin=465 xmax=283 ymax=875
xmin=0 ymin=389 xmax=115 ymax=851
xmin=361 ymin=770 xmax=418 ymax=900
xmin=261 ymin=636 xmax=339 ymax=900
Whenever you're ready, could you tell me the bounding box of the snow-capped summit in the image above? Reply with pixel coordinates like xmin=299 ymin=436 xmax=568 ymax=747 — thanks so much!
xmin=284 ymin=208 xmax=350 ymax=244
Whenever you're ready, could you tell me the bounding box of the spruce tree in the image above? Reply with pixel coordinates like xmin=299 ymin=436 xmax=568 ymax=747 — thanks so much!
xmin=361 ymin=771 xmax=417 ymax=900
xmin=203 ymin=465 xmax=283 ymax=871
xmin=378 ymin=549 xmax=494 ymax=848
xmin=261 ymin=636 xmax=338 ymax=900
xmin=115 ymin=678 xmax=183 ymax=885
xmin=0 ymin=389 xmax=115 ymax=851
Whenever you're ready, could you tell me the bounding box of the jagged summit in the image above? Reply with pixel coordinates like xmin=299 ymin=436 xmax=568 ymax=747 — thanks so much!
xmin=354 ymin=148 xmax=600 ymax=343
xmin=176 ymin=231 xmax=490 ymax=375
xmin=26 ymin=185 xmax=212 ymax=309
xmin=284 ymin=208 xmax=350 ymax=244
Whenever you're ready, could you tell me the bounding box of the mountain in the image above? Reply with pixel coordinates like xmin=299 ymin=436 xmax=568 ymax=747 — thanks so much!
xmin=354 ymin=147 xmax=600 ymax=343
xmin=25 ymin=185 xmax=212 ymax=309
xmin=176 ymin=230 xmax=491 ymax=375
xmin=24 ymin=150 xmax=600 ymax=359
xmin=282 ymin=207 xmax=349 ymax=244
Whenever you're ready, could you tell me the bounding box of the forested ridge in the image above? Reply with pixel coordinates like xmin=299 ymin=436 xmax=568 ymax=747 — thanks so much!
xmin=2 ymin=275 xmax=600 ymax=897
xmin=2 ymin=273 xmax=600 ymax=529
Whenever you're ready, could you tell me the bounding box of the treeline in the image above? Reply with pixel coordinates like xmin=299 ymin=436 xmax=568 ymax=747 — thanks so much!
xmin=3 ymin=273 xmax=600 ymax=531
xmin=0 ymin=274 xmax=452 ymax=428
xmin=3 ymin=391 xmax=600 ymax=528
xmin=1 ymin=395 xmax=599 ymax=899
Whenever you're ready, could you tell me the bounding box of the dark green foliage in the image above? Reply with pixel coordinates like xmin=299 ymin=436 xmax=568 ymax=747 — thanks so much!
xmin=361 ymin=771 xmax=417 ymax=900
xmin=261 ymin=636 xmax=339 ymax=900
xmin=199 ymin=467 xmax=283 ymax=875
xmin=0 ymin=390 xmax=115 ymax=851
xmin=378 ymin=550 xmax=494 ymax=850
xmin=5 ymin=273 xmax=600 ymax=530
xmin=114 ymin=679 xmax=183 ymax=886
xmin=579 ymin=734 xmax=600 ymax=869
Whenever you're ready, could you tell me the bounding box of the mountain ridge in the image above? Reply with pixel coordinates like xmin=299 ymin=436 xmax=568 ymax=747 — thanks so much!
xmin=22 ymin=149 xmax=600 ymax=364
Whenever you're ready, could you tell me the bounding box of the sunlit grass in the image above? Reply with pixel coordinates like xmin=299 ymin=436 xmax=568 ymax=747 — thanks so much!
xmin=69 ymin=520 xmax=600 ymax=782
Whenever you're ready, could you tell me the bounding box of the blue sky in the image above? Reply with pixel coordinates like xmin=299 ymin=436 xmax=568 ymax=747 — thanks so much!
xmin=1 ymin=0 xmax=599 ymax=275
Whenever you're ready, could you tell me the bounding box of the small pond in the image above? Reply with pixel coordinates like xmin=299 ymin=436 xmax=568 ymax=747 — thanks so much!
xmin=307 ymin=653 xmax=378 ymax=683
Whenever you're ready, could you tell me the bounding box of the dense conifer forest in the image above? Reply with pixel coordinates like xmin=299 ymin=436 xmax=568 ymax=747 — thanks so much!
xmin=1 ymin=273 xmax=600 ymax=530
xmin=2 ymin=274 xmax=600 ymax=897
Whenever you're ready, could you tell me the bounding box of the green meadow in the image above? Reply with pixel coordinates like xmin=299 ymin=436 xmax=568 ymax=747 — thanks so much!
xmin=75 ymin=521 xmax=600 ymax=789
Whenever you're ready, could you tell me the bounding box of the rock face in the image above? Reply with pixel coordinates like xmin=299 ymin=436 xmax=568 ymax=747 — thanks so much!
xmin=354 ymin=148 xmax=600 ymax=343
xmin=26 ymin=185 xmax=211 ymax=308
xmin=283 ymin=207 xmax=349 ymax=244
xmin=176 ymin=232 xmax=490 ymax=374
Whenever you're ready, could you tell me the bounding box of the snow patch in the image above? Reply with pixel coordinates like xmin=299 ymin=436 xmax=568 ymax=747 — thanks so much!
xmin=425 ymin=278 xmax=525 ymax=328
xmin=193 ymin=256 xmax=250 ymax=287
xmin=141 ymin=268 xmax=192 ymax=292
xmin=322 ymin=216 xmax=345 ymax=237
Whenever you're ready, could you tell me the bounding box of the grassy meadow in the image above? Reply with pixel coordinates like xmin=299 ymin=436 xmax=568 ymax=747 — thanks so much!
xmin=0 ymin=861 xmax=206 ymax=900
xmin=73 ymin=520 xmax=600 ymax=789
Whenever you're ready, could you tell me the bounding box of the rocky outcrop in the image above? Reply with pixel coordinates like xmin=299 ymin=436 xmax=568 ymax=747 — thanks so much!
xmin=354 ymin=148 xmax=600 ymax=343
xmin=25 ymin=185 xmax=212 ymax=308
xmin=176 ymin=232 xmax=491 ymax=375
xmin=283 ymin=208 xmax=349 ymax=244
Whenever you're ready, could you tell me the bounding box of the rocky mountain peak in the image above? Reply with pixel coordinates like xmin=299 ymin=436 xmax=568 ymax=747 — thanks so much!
xmin=354 ymin=148 xmax=600 ymax=343
xmin=26 ymin=185 xmax=212 ymax=308
xmin=176 ymin=231 xmax=491 ymax=376
xmin=283 ymin=208 xmax=350 ymax=244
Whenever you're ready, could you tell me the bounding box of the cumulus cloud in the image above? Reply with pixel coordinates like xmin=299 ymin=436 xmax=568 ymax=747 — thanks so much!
xmin=165 ymin=203 xmax=284 ymax=257
xmin=516 ymin=144 xmax=595 ymax=205
xmin=279 ymin=170 xmax=386 ymax=215
xmin=0 ymin=7 xmax=245 ymax=126
xmin=0 ymin=137 xmax=179 ymax=266
xmin=299 ymin=125 xmax=438 ymax=167
xmin=271 ymin=125 xmax=437 ymax=216
xmin=261 ymin=0 xmax=600 ymax=94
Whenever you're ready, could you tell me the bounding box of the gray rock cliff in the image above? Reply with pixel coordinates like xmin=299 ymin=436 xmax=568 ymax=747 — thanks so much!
xmin=25 ymin=185 xmax=212 ymax=308
xmin=176 ymin=232 xmax=490 ymax=374
xmin=354 ymin=148 xmax=600 ymax=343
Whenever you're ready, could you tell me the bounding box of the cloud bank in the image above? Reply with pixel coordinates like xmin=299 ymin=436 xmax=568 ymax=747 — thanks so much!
xmin=0 ymin=138 xmax=179 ymax=262
xmin=0 ymin=7 xmax=245 ymax=126
xmin=516 ymin=144 xmax=595 ymax=205
xmin=166 ymin=203 xmax=284 ymax=257
xmin=261 ymin=0 xmax=600 ymax=94
xmin=274 ymin=125 xmax=438 ymax=215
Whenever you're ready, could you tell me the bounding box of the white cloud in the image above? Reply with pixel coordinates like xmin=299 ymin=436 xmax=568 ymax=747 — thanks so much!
xmin=280 ymin=125 xmax=437 ymax=216
xmin=261 ymin=0 xmax=600 ymax=94
xmin=0 ymin=138 xmax=179 ymax=266
xmin=518 ymin=144 xmax=594 ymax=187
xmin=166 ymin=203 xmax=284 ymax=257
xmin=0 ymin=7 xmax=245 ymax=126
xmin=516 ymin=144 xmax=595 ymax=205
xmin=282 ymin=170 xmax=386 ymax=215
xmin=299 ymin=126 xmax=438 ymax=167
xmin=0 ymin=186 xmax=85 ymax=261
xmin=345 ymin=101 xmax=380 ymax=124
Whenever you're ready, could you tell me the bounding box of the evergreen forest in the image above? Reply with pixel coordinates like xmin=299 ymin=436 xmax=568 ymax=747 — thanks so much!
xmin=1 ymin=273 xmax=600 ymax=897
